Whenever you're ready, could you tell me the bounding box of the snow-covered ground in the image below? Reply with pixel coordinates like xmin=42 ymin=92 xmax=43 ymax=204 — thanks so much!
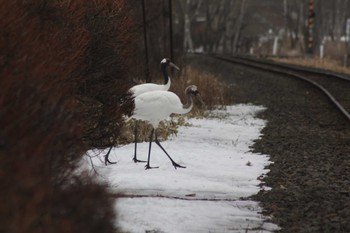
xmin=86 ymin=104 xmax=280 ymax=233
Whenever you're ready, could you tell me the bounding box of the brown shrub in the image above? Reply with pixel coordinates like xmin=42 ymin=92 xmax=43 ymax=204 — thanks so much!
xmin=0 ymin=0 xmax=137 ymax=232
xmin=171 ymin=65 xmax=232 ymax=111
xmin=77 ymin=0 xmax=140 ymax=148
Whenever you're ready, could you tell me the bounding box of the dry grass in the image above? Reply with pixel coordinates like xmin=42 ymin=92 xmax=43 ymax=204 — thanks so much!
xmin=171 ymin=65 xmax=229 ymax=111
xmin=272 ymin=57 xmax=350 ymax=75
xmin=117 ymin=118 xmax=189 ymax=144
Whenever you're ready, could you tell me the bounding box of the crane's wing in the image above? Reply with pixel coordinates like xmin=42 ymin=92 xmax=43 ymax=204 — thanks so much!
xmin=130 ymin=83 xmax=166 ymax=97
xmin=133 ymin=91 xmax=182 ymax=122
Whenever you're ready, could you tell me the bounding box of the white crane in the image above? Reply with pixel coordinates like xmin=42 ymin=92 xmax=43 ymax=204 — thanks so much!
xmin=131 ymin=85 xmax=204 ymax=169
xmin=104 ymin=58 xmax=180 ymax=165
xmin=130 ymin=58 xmax=179 ymax=96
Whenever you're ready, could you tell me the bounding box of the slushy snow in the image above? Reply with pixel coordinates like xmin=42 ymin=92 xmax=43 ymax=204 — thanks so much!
xmin=86 ymin=104 xmax=280 ymax=233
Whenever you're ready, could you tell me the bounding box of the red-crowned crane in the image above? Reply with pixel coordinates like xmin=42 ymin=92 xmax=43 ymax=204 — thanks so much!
xmin=131 ymin=85 xmax=204 ymax=169
xmin=104 ymin=58 xmax=180 ymax=165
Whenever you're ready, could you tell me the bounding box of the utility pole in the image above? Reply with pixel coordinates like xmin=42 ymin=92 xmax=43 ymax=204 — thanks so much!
xmin=142 ymin=0 xmax=150 ymax=82
xmin=307 ymin=0 xmax=315 ymax=55
xmin=168 ymin=0 xmax=174 ymax=62
xmin=345 ymin=18 xmax=350 ymax=67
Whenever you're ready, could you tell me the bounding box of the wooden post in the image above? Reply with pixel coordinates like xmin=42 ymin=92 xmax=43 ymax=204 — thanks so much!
xmin=168 ymin=0 xmax=174 ymax=62
xmin=142 ymin=0 xmax=150 ymax=82
xmin=346 ymin=19 xmax=350 ymax=67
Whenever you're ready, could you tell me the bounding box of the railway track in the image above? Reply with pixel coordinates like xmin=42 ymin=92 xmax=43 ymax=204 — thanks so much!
xmin=212 ymin=54 xmax=350 ymax=122
xmin=188 ymin=54 xmax=350 ymax=232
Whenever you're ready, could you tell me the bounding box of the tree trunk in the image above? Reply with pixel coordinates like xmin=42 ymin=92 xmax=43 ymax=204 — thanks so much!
xmin=232 ymin=0 xmax=246 ymax=54
xmin=183 ymin=0 xmax=194 ymax=52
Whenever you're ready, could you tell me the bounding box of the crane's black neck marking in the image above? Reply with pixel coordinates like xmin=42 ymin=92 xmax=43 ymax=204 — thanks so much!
xmin=161 ymin=62 xmax=169 ymax=85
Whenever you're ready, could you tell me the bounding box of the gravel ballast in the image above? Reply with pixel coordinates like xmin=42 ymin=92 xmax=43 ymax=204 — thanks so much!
xmin=187 ymin=55 xmax=350 ymax=233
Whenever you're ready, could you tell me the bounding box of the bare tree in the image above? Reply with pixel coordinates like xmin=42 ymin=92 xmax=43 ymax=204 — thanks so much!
xmin=323 ymin=0 xmax=349 ymax=41
xmin=171 ymin=0 xmax=350 ymax=57
xmin=231 ymin=0 xmax=246 ymax=54
xmin=183 ymin=0 xmax=194 ymax=52
xmin=175 ymin=0 xmax=203 ymax=52
xmin=285 ymin=0 xmax=305 ymax=50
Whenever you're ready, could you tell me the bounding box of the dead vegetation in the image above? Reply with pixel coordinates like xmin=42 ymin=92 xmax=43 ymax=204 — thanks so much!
xmin=171 ymin=65 xmax=229 ymax=111
xmin=0 ymin=1 xmax=139 ymax=232
xmin=272 ymin=57 xmax=350 ymax=75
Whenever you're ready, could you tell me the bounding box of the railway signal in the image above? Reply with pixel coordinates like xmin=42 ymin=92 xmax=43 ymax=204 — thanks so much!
xmin=307 ymin=0 xmax=315 ymax=54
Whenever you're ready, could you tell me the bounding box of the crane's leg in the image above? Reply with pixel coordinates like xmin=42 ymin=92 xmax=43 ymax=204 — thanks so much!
xmin=104 ymin=145 xmax=117 ymax=165
xmin=154 ymin=130 xmax=186 ymax=169
xmin=145 ymin=128 xmax=159 ymax=170
xmin=133 ymin=121 xmax=146 ymax=163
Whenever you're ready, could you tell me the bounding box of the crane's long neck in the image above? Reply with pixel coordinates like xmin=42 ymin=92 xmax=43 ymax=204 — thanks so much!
xmin=177 ymin=92 xmax=194 ymax=115
xmin=161 ymin=64 xmax=170 ymax=87
xmin=164 ymin=76 xmax=171 ymax=91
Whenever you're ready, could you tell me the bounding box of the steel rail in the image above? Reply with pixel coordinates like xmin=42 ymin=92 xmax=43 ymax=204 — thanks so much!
xmin=232 ymin=55 xmax=350 ymax=81
xmin=213 ymin=55 xmax=350 ymax=122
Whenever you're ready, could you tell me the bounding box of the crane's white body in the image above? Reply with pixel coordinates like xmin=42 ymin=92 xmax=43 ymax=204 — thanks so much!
xmin=128 ymin=58 xmax=176 ymax=97
xmin=129 ymin=79 xmax=171 ymax=97
xmin=132 ymin=90 xmax=191 ymax=128
xmin=103 ymin=58 xmax=180 ymax=165
xmin=130 ymin=86 xmax=199 ymax=169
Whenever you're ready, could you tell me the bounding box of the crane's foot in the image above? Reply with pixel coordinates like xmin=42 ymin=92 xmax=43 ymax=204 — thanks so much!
xmin=105 ymin=157 xmax=117 ymax=166
xmin=145 ymin=164 xmax=159 ymax=170
xmin=133 ymin=157 xmax=147 ymax=163
xmin=103 ymin=146 xmax=116 ymax=166
xmin=172 ymin=162 xmax=186 ymax=169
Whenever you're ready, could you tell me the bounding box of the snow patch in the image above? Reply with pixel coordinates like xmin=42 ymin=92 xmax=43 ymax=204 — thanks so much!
xmin=85 ymin=104 xmax=280 ymax=233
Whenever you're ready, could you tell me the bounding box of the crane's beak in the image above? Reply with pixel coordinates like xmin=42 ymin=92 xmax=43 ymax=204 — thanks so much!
xmin=169 ymin=62 xmax=180 ymax=71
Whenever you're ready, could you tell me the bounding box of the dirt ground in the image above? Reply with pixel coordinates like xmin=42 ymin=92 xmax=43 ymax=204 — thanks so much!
xmin=186 ymin=54 xmax=350 ymax=233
